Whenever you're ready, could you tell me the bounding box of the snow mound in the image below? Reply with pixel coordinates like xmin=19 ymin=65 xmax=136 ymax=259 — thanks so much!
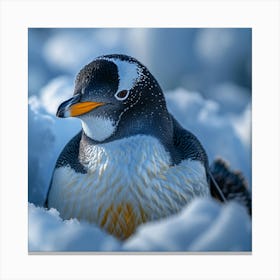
xmin=29 ymin=203 xmax=121 ymax=252
xmin=28 ymin=86 xmax=80 ymax=205
xmin=29 ymin=198 xmax=251 ymax=252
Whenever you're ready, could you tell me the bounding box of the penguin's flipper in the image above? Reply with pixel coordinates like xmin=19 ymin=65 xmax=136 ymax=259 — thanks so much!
xmin=44 ymin=131 xmax=85 ymax=208
xmin=210 ymin=158 xmax=252 ymax=215
xmin=171 ymin=116 xmax=209 ymax=168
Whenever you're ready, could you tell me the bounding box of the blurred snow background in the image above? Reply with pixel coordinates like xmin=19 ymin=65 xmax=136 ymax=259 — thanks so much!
xmin=28 ymin=28 xmax=252 ymax=252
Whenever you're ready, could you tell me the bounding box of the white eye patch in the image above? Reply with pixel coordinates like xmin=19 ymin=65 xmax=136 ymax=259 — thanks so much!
xmin=114 ymin=90 xmax=130 ymax=101
xmin=101 ymin=56 xmax=139 ymax=90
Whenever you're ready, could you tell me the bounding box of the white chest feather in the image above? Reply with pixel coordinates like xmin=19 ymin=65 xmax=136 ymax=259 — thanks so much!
xmin=48 ymin=135 xmax=209 ymax=239
xmin=81 ymin=116 xmax=116 ymax=142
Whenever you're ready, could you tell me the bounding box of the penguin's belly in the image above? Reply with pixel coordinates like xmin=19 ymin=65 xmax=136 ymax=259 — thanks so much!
xmin=48 ymin=135 xmax=209 ymax=239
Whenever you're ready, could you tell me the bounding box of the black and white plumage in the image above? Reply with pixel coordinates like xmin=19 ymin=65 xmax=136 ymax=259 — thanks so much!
xmin=45 ymin=54 xmax=250 ymax=239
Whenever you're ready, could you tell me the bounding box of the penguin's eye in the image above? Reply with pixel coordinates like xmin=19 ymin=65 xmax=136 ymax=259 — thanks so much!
xmin=115 ymin=90 xmax=129 ymax=101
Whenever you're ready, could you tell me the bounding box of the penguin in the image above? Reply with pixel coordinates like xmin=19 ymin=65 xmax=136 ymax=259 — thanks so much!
xmin=45 ymin=54 xmax=250 ymax=240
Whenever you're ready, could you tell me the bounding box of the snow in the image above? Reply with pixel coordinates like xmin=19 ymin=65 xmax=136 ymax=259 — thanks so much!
xmin=30 ymin=28 xmax=251 ymax=95
xmin=28 ymin=28 xmax=252 ymax=252
xmin=28 ymin=93 xmax=80 ymax=205
xmin=124 ymin=199 xmax=251 ymax=252
xmin=28 ymin=203 xmax=121 ymax=252
xmin=39 ymin=76 xmax=74 ymax=115
xmin=29 ymin=198 xmax=251 ymax=252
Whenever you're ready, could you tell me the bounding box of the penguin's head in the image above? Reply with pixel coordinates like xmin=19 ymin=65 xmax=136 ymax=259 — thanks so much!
xmin=57 ymin=54 xmax=171 ymax=143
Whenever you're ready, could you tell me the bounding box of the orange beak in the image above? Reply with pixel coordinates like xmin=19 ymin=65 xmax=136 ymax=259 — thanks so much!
xmin=56 ymin=95 xmax=105 ymax=118
xmin=69 ymin=101 xmax=105 ymax=117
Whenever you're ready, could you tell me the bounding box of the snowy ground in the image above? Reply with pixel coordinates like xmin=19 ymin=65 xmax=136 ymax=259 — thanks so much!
xmin=28 ymin=28 xmax=252 ymax=252
xmin=29 ymin=198 xmax=251 ymax=252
